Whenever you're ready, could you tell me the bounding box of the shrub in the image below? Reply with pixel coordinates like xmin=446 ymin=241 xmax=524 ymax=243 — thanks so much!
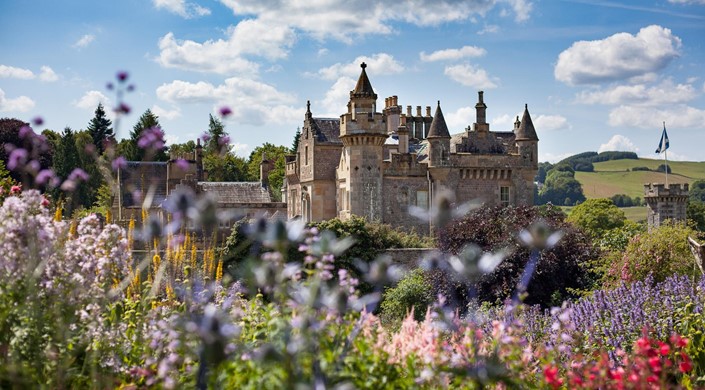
xmin=437 ymin=204 xmax=599 ymax=307
xmin=380 ymin=269 xmax=433 ymax=328
xmin=608 ymin=221 xmax=702 ymax=285
xmin=631 ymin=166 xmax=651 ymax=171
xmin=656 ymin=164 xmax=672 ymax=173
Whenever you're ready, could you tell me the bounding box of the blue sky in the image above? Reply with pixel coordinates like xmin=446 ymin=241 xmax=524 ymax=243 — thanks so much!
xmin=1 ymin=0 xmax=704 ymax=162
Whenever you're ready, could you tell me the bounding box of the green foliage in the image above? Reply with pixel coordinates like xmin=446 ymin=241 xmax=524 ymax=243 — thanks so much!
xmin=690 ymin=180 xmax=705 ymax=203
xmin=656 ymin=163 xmax=672 ymax=173
xmin=610 ymin=193 xmax=641 ymax=207
xmin=438 ymin=204 xmax=599 ymax=307
xmin=608 ymin=221 xmax=702 ymax=285
xmin=567 ymin=198 xmax=626 ymax=240
xmin=539 ymin=166 xmax=586 ymax=206
xmin=380 ymin=269 xmax=433 ymax=328
xmin=204 ymin=152 xmax=248 ymax=182
xmin=52 ymin=127 xmax=85 ymax=213
xmin=535 ymin=162 xmax=552 ymax=184
xmin=687 ymin=201 xmax=705 ymax=232
xmin=205 ymin=114 xmax=227 ymax=155
xmin=86 ymin=103 xmax=114 ymax=155
xmin=290 ymin=127 xmax=301 ymax=153
xmin=168 ymin=140 xmax=196 ymax=157
xmin=246 ymin=143 xmax=288 ymax=201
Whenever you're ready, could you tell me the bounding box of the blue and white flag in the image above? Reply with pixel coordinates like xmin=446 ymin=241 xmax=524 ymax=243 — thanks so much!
xmin=655 ymin=124 xmax=669 ymax=154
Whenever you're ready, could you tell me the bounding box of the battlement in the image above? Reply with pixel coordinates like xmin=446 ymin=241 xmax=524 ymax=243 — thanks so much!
xmin=643 ymin=183 xmax=690 ymax=198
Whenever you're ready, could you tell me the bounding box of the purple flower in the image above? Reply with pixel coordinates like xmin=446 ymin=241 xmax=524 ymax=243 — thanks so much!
xmin=27 ymin=160 xmax=40 ymax=174
xmin=32 ymin=117 xmax=44 ymax=126
xmin=117 ymin=71 xmax=129 ymax=82
xmin=35 ymin=169 xmax=56 ymax=186
xmin=219 ymin=106 xmax=232 ymax=118
xmin=127 ymin=84 xmax=135 ymax=92
xmin=106 ymin=82 xmax=114 ymax=91
xmin=174 ymin=158 xmax=189 ymax=171
xmin=218 ymin=136 xmax=231 ymax=146
xmin=112 ymin=156 xmax=127 ymax=171
xmin=115 ymin=103 xmax=131 ymax=115
xmin=68 ymin=168 xmax=89 ymax=182
xmin=7 ymin=148 xmax=28 ymax=171
xmin=19 ymin=125 xmax=34 ymax=139
xmin=138 ymin=127 xmax=165 ymax=151
xmin=200 ymin=132 xmax=211 ymax=143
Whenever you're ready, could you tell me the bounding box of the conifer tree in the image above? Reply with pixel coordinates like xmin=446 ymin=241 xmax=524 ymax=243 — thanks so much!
xmin=291 ymin=127 xmax=301 ymax=153
xmin=86 ymin=103 xmax=114 ymax=155
xmin=205 ymin=114 xmax=227 ymax=155
xmin=128 ymin=109 xmax=168 ymax=161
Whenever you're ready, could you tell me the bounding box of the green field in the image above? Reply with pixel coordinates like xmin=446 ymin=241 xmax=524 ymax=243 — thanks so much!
xmin=574 ymin=158 xmax=705 ymax=200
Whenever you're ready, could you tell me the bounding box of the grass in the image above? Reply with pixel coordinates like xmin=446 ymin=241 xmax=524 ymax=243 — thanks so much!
xmin=574 ymin=158 xmax=705 ymax=200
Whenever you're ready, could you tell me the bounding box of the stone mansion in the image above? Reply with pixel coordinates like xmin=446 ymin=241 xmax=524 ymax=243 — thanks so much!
xmin=284 ymin=63 xmax=539 ymax=234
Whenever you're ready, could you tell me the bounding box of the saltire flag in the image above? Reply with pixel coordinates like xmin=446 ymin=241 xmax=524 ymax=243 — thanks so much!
xmin=655 ymin=124 xmax=669 ymax=154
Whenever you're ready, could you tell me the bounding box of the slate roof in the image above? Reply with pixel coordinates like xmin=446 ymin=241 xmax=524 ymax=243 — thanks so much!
xmin=118 ymin=162 xmax=168 ymax=208
xmin=351 ymin=62 xmax=376 ymax=98
xmin=515 ymin=105 xmax=539 ymax=141
xmin=312 ymin=118 xmax=342 ymax=144
xmin=198 ymin=182 xmax=272 ymax=204
xmin=427 ymin=102 xmax=450 ymax=138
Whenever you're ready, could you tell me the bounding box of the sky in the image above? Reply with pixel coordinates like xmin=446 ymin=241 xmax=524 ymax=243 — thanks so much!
xmin=1 ymin=0 xmax=704 ymax=163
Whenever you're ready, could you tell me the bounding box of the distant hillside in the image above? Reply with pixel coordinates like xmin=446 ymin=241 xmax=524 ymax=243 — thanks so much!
xmin=574 ymin=158 xmax=705 ymax=200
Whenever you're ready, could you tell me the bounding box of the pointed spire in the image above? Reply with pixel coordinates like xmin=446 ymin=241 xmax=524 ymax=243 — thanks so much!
xmin=351 ymin=62 xmax=376 ymax=98
xmin=305 ymin=100 xmax=312 ymax=120
xmin=515 ymin=104 xmax=539 ymax=141
xmin=427 ymin=101 xmax=450 ymax=138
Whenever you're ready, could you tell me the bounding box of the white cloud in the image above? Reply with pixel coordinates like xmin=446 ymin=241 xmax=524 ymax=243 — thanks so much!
xmin=72 ymin=34 xmax=95 ymax=49
xmin=315 ymin=54 xmax=404 ymax=80
xmin=156 ymin=19 xmax=295 ymax=75
xmin=491 ymin=113 xmax=516 ymax=129
xmin=0 ymin=64 xmax=35 ymax=79
xmin=0 ymin=88 xmax=35 ymax=112
xmin=153 ymin=0 xmax=210 ymax=18
xmin=218 ymin=0 xmax=529 ymax=42
xmin=420 ymin=46 xmax=486 ymax=62
xmin=230 ymin=142 xmax=250 ymax=158
xmin=535 ymin=114 xmax=570 ymax=131
xmin=555 ymin=25 xmax=681 ymax=85
xmin=156 ymin=78 xmax=301 ymax=126
xmin=38 ymin=66 xmax=58 ymax=82
xmin=444 ymin=63 xmax=498 ymax=89
xmin=503 ymin=0 xmax=533 ymax=22
xmin=608 ymin=104 xmax=705 ymax=129
xmin=164 ymin=134 xmax=180 ymax=146
xmin=152 ymin=104 xmax=182 ymax=120
xmin=319 ymin=76 xmax=356 ymax=116
xmin=74 ymin=90 xmax=110 ymax=110
xmin=598 ymin=134 xmax=639 ymax=153
xmin=577 ymin=80 xmax=698 ymax=106
xmin=477 ymin=24 xmax=499 ymax=35
xmin=446 ymin=106 xmax=475 ymax=130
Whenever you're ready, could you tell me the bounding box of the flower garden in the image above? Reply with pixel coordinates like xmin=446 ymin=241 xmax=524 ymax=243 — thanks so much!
xmin=0 ymin=186 xmax=703 ymax=389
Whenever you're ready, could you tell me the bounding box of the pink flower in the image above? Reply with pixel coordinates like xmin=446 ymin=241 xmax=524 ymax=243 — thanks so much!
xmin=10 ymin=185 xmax=21 ymax=194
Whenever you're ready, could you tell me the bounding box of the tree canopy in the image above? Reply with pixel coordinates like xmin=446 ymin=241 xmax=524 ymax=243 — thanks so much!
xmin=567 ymin=198 xmax=626 ymax=240
xmin=86 ymin=103 xmax=114 ymax=155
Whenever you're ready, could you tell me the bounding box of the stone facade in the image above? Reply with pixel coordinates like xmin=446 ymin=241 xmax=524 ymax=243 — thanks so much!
xmin=644 ymin=183 xmax=689 ymax=230
xmin=285 ymin=63 xmax=539 ymax=234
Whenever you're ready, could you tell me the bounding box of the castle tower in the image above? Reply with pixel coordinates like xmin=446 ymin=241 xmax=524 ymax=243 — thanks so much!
xmin=644 ymin=183 xmax=689 ymax=230
xmin=515 ymin=104 xmax=539 ymax=168
xmin=337 ymin=63 xmax=387 ymax=221
xmin=427 ymin=101 xmax=451 ymax=167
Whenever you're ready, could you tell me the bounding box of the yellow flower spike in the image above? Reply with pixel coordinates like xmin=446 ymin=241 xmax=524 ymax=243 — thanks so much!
xmin=215 ymin=259 xmax=223 ymax=284
xmin=105 ymin=209 xmax=112 ymax=224
xmin=69 ymin=220 xmax=77 ymax=237
xmin=127 ymin=218 xmax=135 ymax=250
xmin=141 ymin=208 xmax=148 ymax=227
xmin=54 ymin=205 xmax=62 ymax=222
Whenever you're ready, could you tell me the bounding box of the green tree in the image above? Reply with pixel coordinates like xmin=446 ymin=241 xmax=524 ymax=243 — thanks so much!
xmin=75 ymin=130 xmax=104 ymax=208
xmin=86 ymin=103 xmax=114 ymax=155
xmin=246 ymin=143 xmax=288 ymax=201
xmin=567 ymin=198 xmax=626 ymax=240
xmin=688 ymin=201 xmax=705 ymax=232
xmin=690 ymin=180 xmax=705 ymax=203
xmin=168 ymin=140 xmax=196 ymax=158
xmin=205 ymin=114 xmax=227 ymax=155
xmin=53 ymin=127 xmax=85 ymax=213
xmin=291 ymin=127 xmax=301 ymax=153
xmin=128 ymin=109 xmax=167 ymax=161
xmin=204 ymin=152 xmax=247 ymax=182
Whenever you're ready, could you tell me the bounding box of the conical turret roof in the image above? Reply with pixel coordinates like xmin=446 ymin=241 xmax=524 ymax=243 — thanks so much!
xmin=515 ymin=104 xmax=539 ymax=141
xmin=427 ymin=101 xmax=450 ymax=138
xmin=351 ymin=62 xmax=376 ymax=98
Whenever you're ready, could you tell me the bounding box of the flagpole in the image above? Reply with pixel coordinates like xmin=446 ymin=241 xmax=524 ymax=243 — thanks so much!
xmin=664 ymin=121 xmax=668 ymax=188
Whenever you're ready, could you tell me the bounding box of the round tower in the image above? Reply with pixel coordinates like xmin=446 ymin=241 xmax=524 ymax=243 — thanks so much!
xmin=514 ymin=104 xmax=539 ymax=168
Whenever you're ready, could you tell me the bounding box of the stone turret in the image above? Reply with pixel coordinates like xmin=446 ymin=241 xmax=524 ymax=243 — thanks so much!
xmin=644 ymin=183 xmax=689 ymax=230
xmin=474 ymin=91 xmax=489 ymax=132
xmin=427 ymin=101 xmax=451 ymax=167
xmin=515 ymin=104 xmax=538 ymax=167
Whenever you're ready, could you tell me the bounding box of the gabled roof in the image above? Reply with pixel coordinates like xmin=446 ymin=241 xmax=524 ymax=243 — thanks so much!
xmin=351 ymin=62 xmax=376 ymax=98
xmin=427 ymin=102 xmax=450 ymax=138
xmin=118 ymin=161 xmax=168 ymax=208
xmin=312 ymin=118 xmax=342 ymax=144
xmin=198 ymin=182 xmax=272 ymax=204
xmin=515 ymin=104 xmax=539 ymax=141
